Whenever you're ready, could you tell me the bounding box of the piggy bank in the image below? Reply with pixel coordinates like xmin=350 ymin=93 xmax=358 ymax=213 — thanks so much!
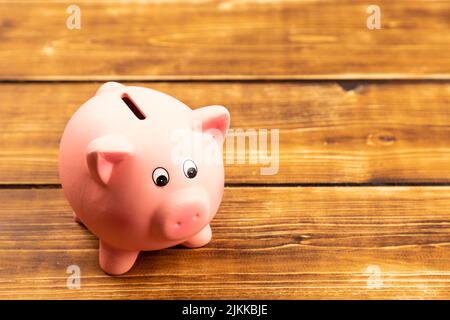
xmin=59 ymin=82 xmax=230 ymax=275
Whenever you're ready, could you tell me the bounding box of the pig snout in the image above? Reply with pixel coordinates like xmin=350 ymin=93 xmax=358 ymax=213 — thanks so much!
xmin=163 ymin=202 xmax=209 ymax=240
xmin=154 ymin=189 xmax=210 ymax=241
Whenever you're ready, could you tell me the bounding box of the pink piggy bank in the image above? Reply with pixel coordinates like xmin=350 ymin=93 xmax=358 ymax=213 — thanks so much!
xmin=59 ymin=82 xmax=230 ymax=275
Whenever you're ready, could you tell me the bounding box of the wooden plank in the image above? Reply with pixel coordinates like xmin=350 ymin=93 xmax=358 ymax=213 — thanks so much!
xmin=0 ymin=0 xmax=449 ymax=80
xmin=0 ymin=187 xmax=449 ymax=299
xmin=1 ymin=82 xmax=450 ymax=184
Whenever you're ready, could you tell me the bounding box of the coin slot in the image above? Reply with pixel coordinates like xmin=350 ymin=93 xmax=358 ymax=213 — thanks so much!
xmin=121 ymin=93 xmax=146 ymax=120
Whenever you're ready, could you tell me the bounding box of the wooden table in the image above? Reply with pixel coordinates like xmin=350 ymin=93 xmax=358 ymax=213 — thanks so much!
xmin=0 ymin=0 xmax=449 ymax=299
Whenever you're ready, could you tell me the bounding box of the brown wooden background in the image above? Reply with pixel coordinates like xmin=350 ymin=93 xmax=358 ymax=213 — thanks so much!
xmin=0 ymin=0 xmax=450 ymax=299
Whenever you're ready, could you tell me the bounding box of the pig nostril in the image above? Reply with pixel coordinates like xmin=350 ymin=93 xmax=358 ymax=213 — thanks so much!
xmin=175 ymin=221 xmax=181 ymax=227
xmin=193 ymin=213 xmax=200 ymax=221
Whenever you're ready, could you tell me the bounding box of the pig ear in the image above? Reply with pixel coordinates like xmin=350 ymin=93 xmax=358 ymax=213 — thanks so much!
xmin=193 ymin=105 xmax=230 ymax=143
xmin=86 ymin=135 xmax=134 ymax=185
xmin=96 ymin=82 xmax=125 ymax=95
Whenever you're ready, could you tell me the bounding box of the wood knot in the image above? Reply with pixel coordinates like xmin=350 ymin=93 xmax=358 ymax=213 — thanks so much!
xmin=366 ymin=131 xmax=396 ymax=146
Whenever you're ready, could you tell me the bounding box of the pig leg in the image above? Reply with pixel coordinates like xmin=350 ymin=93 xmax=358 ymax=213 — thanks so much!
xmin=182 ymin=224 xmax=212 ymax=248
xmin=99 ymin=241 xmax=140 ymax=275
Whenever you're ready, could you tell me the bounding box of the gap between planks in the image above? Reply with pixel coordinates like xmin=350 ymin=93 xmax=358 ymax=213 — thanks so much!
xmin=2 ymin=182 xmax=450 ymax=189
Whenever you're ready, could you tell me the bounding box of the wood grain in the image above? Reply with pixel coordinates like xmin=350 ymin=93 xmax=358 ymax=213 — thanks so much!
xmin=0 ymin=0 xmax=449 ymax=80
xmin=1 ymin=81 xmax=450 ymax=184
xmin=0 ymin=187 xmax=449 ymax=299
xmin=1 ymin=0 xmax=449 ymax=301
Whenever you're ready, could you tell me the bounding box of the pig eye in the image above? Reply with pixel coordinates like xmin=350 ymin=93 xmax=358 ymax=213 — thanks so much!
xmin=152 ymin=167 xmax=169 ymax=187
xmin=183 ymin=159 xmax=198 ymax=179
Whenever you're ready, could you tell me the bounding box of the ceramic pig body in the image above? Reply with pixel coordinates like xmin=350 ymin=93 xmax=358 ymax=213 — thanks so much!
xmin=59 ymin=82 xmax=230 ymax=275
